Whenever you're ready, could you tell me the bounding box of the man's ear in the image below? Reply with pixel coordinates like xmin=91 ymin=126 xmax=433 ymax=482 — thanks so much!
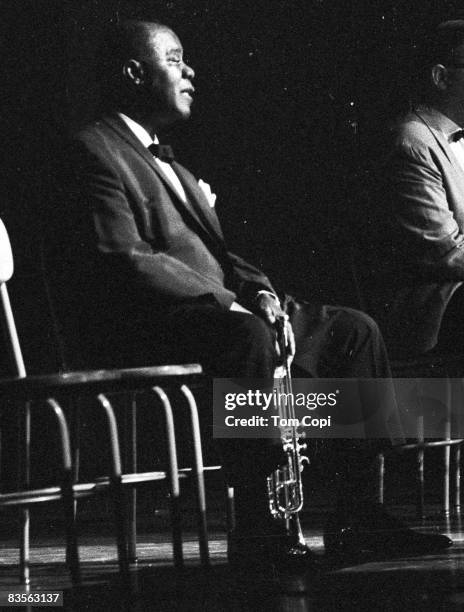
xmin=431 ymin=63 xmax=450 ymax=91
xmin=123 ymin=59 xmax=144 ymax=86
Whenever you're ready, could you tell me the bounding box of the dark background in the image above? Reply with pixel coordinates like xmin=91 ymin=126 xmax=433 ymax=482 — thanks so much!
xmin=2 ymin=0 xmax=464 ymax=375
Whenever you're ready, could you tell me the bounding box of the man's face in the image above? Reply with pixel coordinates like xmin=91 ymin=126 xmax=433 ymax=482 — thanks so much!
xmin=140 ymin=27 xmax=195 ymax=125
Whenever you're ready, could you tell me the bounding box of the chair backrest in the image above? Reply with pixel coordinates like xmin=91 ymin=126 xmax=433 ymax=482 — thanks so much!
xmin=0 ymin=218 xmax=13 ymax=283
xmin=0 ymin=218 xmax=26 ymax=377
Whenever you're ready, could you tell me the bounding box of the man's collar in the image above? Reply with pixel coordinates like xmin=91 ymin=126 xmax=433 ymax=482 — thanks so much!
xmin=416 ymin=104 xmax=463 ymax=142
xmin=117 ymin=112 xmax=159 ymax=147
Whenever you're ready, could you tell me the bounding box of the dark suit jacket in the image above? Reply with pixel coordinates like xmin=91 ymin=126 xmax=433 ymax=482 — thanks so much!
xmin=366 ymin=106 xmax=464 ymax=356
xmin=47 ymin=114 xmax=276 ymax=365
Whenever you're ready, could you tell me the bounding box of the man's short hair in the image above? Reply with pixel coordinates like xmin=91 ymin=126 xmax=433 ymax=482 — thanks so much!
xmin=98 ymin=19 xmax=170 ymax=106
xmin=413 ymin=20 xmax=464 ymax=102
xmin=423 ymin=20 xmax=464 ymax=68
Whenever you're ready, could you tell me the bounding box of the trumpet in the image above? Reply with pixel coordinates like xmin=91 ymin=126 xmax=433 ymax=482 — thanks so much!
xmin=267 ymin=315 xmax=309 ymax=546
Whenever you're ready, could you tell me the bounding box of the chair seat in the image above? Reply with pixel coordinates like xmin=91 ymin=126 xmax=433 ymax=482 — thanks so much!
xmin=94 ymin=472 xmax=168 ymax=487
xmin=0 ymin=483 xmax=96 ymax=506
xmin=178 ymin=466 xmax=222 ymax=474
xmin=0 ymin=365 xmax=203 ymax=400
xmin=392 ymin=438 xmax=464 ymax=452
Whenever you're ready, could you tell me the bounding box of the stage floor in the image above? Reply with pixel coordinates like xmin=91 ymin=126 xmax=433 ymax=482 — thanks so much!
xmin=0 ymin=507 xmax=463 ymax=611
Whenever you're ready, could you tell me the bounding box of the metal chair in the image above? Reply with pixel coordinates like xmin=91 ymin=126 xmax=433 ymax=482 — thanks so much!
xmin=343 ymin=231 xmax=464 ymax=518
xmin=0 ymin=218 xmax=219 ymax=585
xmin=378 ymin=355 xmax=464 ymax=518
xmin=0 ymin=366 xmax=206 ymax=585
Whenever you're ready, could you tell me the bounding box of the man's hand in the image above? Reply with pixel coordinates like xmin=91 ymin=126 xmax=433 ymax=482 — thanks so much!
xmin=254 ymin=292 xmax=285 ymax=325
xmin=230 ymin=296 xmax=295 ymax=359
xmin=254 ymin=293 xmax=295 ymax=359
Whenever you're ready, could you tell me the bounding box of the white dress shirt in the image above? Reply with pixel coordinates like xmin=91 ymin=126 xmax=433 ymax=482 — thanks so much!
xmin=425 ymin=108 xmax=464 ymax=173
xmin=118 ymin=112 xmax=187 ymax=203
xmin=449 ymin=132 xmax=464 ymax=174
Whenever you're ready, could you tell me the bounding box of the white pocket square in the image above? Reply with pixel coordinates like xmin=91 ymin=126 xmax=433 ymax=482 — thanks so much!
xmin=198 ymin=179 xmax=217 ymax=208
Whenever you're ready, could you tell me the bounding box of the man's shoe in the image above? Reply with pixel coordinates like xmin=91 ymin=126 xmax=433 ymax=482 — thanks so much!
xmin=323 ymin=503 xmax=452 ymax=558
xmin=228 ymin=528 xmax=318 ymax=572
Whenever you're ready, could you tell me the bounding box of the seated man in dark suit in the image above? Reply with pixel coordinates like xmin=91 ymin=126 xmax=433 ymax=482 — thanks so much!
xmin=47 ymin=18 xmax=451 ymax=568
xmin=368 ymin=20 xmax=464 ymax=358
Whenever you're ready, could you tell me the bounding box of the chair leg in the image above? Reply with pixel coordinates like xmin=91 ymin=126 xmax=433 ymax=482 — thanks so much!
xmin=444 ymin=443 xmax=451 ymax=517
xmin=47 ymin=398 xmax=82 ymax=585
xmin=1 ymin=278 xmax=30 ymax=583
xmin=65 ymin=401 xmax=80 ymax=571
xmin=127 ymin=395 xmax=138 ymax=564
xmin=443 ymin=399 xmax=452 ymax=517
xmin=62 ymin=470 xmax=81 ymax=585
xmin=181 ymin=385 xmax=210 ymax=568
xmin=111 ymin=477 xmax=130 ymax=582
xmin=416 ymin=415 xmax=425 ymax=519
xmin=71 ymin=402 xmax=81 ymax=515
xmin=455 ymin=446 xmax=461 ymax=513
xmin=377 ymin=454 xmax=385 ymax=505
xmin=226 ymin=486 xmax=236 ymax=533
xmin=416 ymin=447 xmax=425 ymax=519
xmin=152 ymin=387 xmax=184 ymax=569
xmin=19 ymin=401 xmax=31 ymax=585
xmin=168 ymin=486 xmax=183 ymax=570
xmin=96 ymin=394 xmax=130 ymax=585
xmin=19 ymin=509 xmax=30 ymax=585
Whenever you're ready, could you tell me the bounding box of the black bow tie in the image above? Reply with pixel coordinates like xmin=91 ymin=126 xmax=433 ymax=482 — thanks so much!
xmin=452 ymin=130 xmax=464 ymax=142
xmin=148 ymin=143 xmax=175 ymax=163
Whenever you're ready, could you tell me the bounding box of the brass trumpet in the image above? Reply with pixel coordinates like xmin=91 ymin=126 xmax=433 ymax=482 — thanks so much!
xmin=267 ymin=316 xmax=309 ymax=546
